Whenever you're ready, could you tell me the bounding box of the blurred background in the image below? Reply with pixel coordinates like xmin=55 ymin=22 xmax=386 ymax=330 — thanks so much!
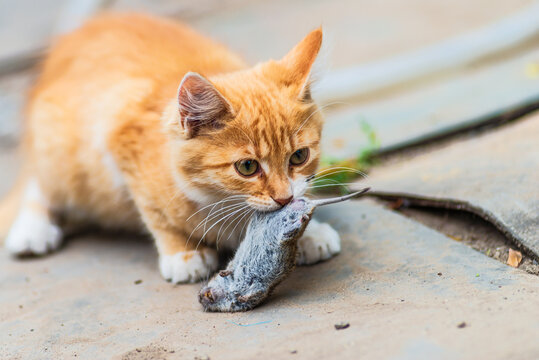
xmin=1 ymin=0 xmax=538 ymax=181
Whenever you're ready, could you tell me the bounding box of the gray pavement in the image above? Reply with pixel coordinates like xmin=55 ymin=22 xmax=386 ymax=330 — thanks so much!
xmin=356 ymin=112 xmax=539 ymax=260
xmin=1 ymin=199 xmax=538 ymax=360
xmin=321 ymin=47 xmax=539 ymax=157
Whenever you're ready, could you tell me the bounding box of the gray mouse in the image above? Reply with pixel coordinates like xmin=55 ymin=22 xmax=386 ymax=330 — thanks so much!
xmin=199 ymin=188 xmax=370 ymax=312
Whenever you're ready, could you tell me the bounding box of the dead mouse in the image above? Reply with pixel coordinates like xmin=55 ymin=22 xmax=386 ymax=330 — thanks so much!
xmin=199 ymin=188 xmax=370 ymax=312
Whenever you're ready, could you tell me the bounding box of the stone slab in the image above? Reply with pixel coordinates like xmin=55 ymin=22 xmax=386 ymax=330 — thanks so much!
xmin=314 ymin=2 xmax=539 ymax=104
xmin=322 ymin=48 xmax=539 ymax=158
xmin=1 ymin=199 xmax=538 ymax=359
xmin=354 ymin=111 xmax=539 ymax=259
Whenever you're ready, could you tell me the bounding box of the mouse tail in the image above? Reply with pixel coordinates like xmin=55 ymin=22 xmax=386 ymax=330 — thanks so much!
xmin=311 ymin=187 xmax=370 ymax=207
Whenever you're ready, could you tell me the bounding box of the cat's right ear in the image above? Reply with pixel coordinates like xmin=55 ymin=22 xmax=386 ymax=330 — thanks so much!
xmin=176 ymin=72 xmax=233 ymax=138
xmin=278 ymin=28 xmax=323 ymax=101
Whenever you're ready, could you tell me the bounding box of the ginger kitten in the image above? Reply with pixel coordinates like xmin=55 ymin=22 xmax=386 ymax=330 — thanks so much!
xmin=1 ymin=13 xmax=341 ymax=283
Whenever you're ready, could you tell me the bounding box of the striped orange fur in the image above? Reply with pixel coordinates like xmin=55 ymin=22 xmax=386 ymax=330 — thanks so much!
xmin=2 ymin=13 xmax=327 ymax=283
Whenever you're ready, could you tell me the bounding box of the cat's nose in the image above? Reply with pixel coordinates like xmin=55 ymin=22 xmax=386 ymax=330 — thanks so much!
xmin=272 ymin=196 xmax=293 ymax=207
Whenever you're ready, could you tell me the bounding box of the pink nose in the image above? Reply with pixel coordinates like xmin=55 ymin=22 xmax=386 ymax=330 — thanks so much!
xmin=272 ymin=196 xmax=293 ymax=207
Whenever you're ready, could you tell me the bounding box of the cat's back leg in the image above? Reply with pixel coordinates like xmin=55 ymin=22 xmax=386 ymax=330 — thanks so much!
xmin=5 ymin=178 xmax=63 ymax=256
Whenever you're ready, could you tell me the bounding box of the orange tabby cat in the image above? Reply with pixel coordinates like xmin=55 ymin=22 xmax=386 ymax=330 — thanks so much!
xmin=1 ymin=13 xmax=341 ymax=283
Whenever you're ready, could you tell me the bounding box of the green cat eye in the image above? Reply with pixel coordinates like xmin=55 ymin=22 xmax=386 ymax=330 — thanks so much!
xmin=290 ymin=148 xmax=309 ymax=166
xmin=235 ymin=159 xmax=260 ymax=177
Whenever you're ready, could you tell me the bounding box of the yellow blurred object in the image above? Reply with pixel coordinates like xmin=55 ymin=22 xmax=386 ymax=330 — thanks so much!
xmin=332 ymin=138 xmax=346 ymax=149
xmin=448 ymin=235 xmax=462 ymax=242
xmin=525 ymin=63 xmax=539 ymax=78
xmin=507 ymin=249 xmax=522 ymax=268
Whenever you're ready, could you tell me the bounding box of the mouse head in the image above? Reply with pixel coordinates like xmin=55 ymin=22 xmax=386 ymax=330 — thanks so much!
xmin=279 ymin=198 xmax=315 ymax=241
xmin=248 ymin=197 xmax=315 ymax=243
xmin=254 ymin=188 xmax=371 ymax=241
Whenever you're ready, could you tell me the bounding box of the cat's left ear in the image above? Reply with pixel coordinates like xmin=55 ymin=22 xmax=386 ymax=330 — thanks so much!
xmin=176 ymin=72 xmax=233 ymax=138
xmin=279 ymin=27 xmax=323 ymax=100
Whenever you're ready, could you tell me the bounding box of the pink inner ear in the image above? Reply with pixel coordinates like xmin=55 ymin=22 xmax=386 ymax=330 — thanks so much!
xmin=177 ymin=72 xmax=231 ymax=137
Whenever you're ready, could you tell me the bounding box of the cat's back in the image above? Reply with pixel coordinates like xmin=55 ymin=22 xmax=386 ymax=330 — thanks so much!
xmin=24 ymin=14 xmax=246 ymax=230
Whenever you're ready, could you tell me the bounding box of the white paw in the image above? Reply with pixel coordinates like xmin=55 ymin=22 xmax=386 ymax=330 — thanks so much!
xmin=159 ymin=248 xmax=218 ymax=284
xmin=297 ymin=220 xmax=341 ymax=265
xmin=5 ymin=209 xmax=63 ymax=256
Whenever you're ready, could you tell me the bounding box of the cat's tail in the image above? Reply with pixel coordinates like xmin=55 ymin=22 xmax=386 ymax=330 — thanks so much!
xmin=0 ymin=169 xmax=26 ymax=242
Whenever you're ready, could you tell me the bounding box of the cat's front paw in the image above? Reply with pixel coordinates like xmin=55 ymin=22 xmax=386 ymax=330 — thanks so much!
xmin=297 ymin=220 xmax=341 ymax=265
xmin=159 ymin=248 xmax=218 ymax=284
xmin=5 ymin=208 xmax=63 ymax=256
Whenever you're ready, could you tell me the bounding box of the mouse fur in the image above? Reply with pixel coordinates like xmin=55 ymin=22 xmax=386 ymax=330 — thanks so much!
xmin=199 ymin=198 xmax=314 ymax=312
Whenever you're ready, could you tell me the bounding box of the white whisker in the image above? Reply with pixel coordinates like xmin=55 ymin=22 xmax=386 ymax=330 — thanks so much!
xmin=238 ymin=209 xmax=255 ymax=243
xmin=199 ymin=202 xmax=245 ymax=230
xmin=216 ymin=206 xmax=251 ymax=249
xmin=187 ymin=202 xmax=246 ymax=247
xmin=186 ymin=195 xmax=247 ymax=222
xmin=202 ymin=201 xmax=246 ymax=234
xmin=313 ymin=169 xmax=367 ymax=181
xmin=215 ymin=205 xmax=249 ymax=249
xmin=195 ymin=205 xmax=250 ymax=251
xmin=306 ymin=182 xmax=359 ymax=190
xmin=223 ymin=207 xmax=254 ymax=246
xmin=311 ymin=166 xmax=368 ymax=179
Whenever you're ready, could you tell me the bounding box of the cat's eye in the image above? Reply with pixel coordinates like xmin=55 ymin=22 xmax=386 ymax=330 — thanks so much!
xmin=290 ymin=148 xmax=309 ymax=166
xmin=234 ymin=159 xmax=260 ymax=177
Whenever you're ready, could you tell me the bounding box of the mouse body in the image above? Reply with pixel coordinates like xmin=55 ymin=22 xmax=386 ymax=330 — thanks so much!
xmin=199 ymin=189 xmax=369 ymax=312
xmin=199 ymin=197 xmax=313 ymax=312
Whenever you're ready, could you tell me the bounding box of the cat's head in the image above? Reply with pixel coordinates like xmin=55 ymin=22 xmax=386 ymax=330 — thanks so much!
xmin=167 ymin=29 xmax=324 ymax=211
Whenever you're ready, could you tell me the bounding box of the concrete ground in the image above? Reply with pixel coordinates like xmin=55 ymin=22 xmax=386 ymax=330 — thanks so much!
xmin=1 ymin=1 xmax=539 ymax=359
xmin=1 ymin=198 xmax=538 ymax=360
